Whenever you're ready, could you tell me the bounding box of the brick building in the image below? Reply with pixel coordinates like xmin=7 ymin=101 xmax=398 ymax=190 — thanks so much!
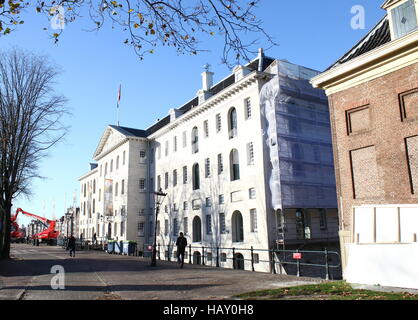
xmin=311 ymin=0 xmax=418 ymax=288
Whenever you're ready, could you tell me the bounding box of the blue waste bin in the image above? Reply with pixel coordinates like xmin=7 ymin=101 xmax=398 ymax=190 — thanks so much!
xmin=107 ymin=241 xmax=115 ymax=254
xmin=123 ymin=241 xmax=136 ymax=255
xmin=114 ymin=241 xmax=123 ymax=254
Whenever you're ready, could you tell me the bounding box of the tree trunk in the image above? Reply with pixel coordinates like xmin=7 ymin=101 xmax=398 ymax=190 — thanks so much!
xmin=0 ymin=202 xmax=12 ymax=259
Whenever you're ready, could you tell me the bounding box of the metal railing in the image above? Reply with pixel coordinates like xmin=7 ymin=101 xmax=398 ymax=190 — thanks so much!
xmin=143 ymin=243 xmax=341 ymax=280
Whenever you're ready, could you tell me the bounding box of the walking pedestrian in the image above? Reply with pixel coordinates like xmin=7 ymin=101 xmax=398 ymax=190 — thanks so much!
xmin=67 ymin=234 xmax=76 ymax=257
xmin=176 ymin=232 xmax=187 ymax=268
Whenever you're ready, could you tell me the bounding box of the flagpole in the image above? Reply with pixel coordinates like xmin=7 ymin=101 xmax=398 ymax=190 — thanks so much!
xmin=117 ymin=84 xmax=121 ymax=127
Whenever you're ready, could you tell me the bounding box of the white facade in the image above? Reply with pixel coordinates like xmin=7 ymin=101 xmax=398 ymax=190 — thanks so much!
xmin=79 ymin=54 xmax=339 ymax=271
xmin=79 ymin=127 xmax=150 ymax=249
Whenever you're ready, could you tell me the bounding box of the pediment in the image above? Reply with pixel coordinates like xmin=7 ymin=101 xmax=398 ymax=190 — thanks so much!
xmin=93 ymin=126 xmax=126 ymax=160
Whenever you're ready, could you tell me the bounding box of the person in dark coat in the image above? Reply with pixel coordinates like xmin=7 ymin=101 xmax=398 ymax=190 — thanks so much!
xmin=67 ymin=235 xmax=76 ymax=257
xmin=176 ymin=232 xmax=187 ymax=268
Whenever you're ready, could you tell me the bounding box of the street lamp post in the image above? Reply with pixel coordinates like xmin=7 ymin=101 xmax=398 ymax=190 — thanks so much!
xmin=151 ymin=189 xmax=167 ymax=267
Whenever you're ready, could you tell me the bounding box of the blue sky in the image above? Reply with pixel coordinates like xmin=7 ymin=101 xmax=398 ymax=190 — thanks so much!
xmin=3 ymin=1 xmax=386 ymax=226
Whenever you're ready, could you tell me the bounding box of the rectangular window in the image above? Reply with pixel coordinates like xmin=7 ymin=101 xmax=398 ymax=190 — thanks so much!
xmin=183 ymin=166 xmax=188 ymax=184
xmin=156 ymin=220 xmax=160 ymax=235
xmin=183 ymin=201 xmax=188 ymax=210
xmin=164 ymin=172 xmax=169 ymax=189
xmin=216 ymin=113 xmax=222 ymax=132
xmin=249 ymin=188 xmax=256 ymax=199
xmin=173 ymin=169 xmax=177 ymax=187
xmin=183 ymin=131 xmax=187 ymax=148
xmin=219 ymin=194 xmax=225 ymax=205
xmin=138 ymin=222 xmax=145 ymax=236
xmin=205 ymin=197 xmax=212 ymax=207
xmin=391 ymin=0 xmax=417 ymax=39
xmin=164 ymin=219 xmax=169 ymax=236
xmin=174 ymin=136 xmax=178 ymax=152
xmin=253 ymin=253 xmax=259 ymax=264
xmin=192 ymin=199 xmax=200 ymax=210
xmin=204 ymin=120 xmax=209 ymax=138
xmin=121 ymin=180 xmax=125 ymax=195
xmin=139 ymin=150 xmax=146 ymax=162
xmin=123 ymin=151 xmax=126 ymax=165
xmin=206 ymin=215 xmax=212 ymax=234
xmin=205 ymin=158 xmax=211 ymax=178
xmin=406 ymin=135 xmax=418 ymax=194
xmin=346 ymin=105 xmax=371 ymax=135
xmin=183 ymin=217 xmax=188 ymax=235
xmin=173 ymin=203 xmax=178 ymax=212
xmin=219 ymin=213 xmax=226 ymax=234
xmin=157 ymin=146 xmax=161 ymax=159
xmin=165 ymin=141 xmax=169 ymax=156
xmin=139 ymin=178 xmax=146 ymax=191
xmin=138 ymin=208 xmax=145 ymax=216
xmin=217 ymin=154 xmax=224 ymax=174
xmin=319 ymin=209 xmax=328 ymax=230
xmin=250 ymin=209 xmax=258 ymax=232
xmin=245 ymin=98 xmax=252 ymax=119
xmin=247 ymin=142 xmax=255 ymax=165
xmin=157 ymin=175 xmax=161 ymax=191
xmin=350 ymin=146 xmax=383 ymax=199
xmin=173 ymin=218 xmax=178 ymax=236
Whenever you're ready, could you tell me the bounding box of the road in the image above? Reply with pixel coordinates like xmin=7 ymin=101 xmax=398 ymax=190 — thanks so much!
xmin=0 ymin=243 xmax=324 ymax=300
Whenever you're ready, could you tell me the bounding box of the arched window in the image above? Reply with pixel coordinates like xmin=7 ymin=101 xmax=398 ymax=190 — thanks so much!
xmin=228 ymin=107 xmax=237 ymax=138
xmin=192 ymin=216 xmax=202 ymax=242
xmin=232 ymin=211 xmax=244 ymax=242
xmin=230 ymin=149 xmax=240 ymax=181
xmin=92 ymin=199 xmax=95 ymax=213
xmin=105 ymin=163 xmax=108 ymax=175
xmin=110 ymin=159 xmax=113 ymax=172
xmin=116 ymin=156 xmax=119 ymax=170
xmin=191 ymin=127 xmax=199 ymax=154
xmin=192 ymin=163 xmax=200 ymax=190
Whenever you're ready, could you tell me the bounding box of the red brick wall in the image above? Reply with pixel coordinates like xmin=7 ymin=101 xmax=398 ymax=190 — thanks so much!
xmin=328 ymin=63 xmax=418 ymax=233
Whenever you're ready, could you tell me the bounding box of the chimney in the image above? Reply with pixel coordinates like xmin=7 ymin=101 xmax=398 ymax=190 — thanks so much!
xmin=258 ymin=48 xmax=264 ymax=72
xmin=197 ymin=64 xmax=214 ymax=104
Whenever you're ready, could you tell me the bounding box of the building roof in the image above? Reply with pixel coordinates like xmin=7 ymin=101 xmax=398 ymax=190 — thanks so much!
xmin=326 ymin=16 xmax=391 ymax=71
xmin=109 ymin=125 xmax=148 ymax=138
xmin=144 ymin=56 xmax=275 ymax=136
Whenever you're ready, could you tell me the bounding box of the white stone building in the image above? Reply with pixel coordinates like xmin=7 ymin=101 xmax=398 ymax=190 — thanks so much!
xmin=79 ymin=51 xmax=339 ymax=272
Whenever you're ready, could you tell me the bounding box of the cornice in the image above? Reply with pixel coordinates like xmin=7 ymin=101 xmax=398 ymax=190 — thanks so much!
xmin=148 ymin=71 xmax=273 ymax=140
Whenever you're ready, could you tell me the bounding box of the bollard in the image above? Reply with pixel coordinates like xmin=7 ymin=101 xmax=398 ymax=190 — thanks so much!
xmin=167 ymin=244 xmax=171 ymax=261
xmin=251 ymin=246 xmax=255 ymax=272
xmin=189 ymin=244 xmax=192 ymax=264
xmin=216 ymin=247 xmax=220 ymax=267
xmin=296 ymin=249 xmax=300 ymax=277
xmin=325 ymin=249 xmax=330 ymax=280
xmin=232 ymin=248 xmax=236 ymax=269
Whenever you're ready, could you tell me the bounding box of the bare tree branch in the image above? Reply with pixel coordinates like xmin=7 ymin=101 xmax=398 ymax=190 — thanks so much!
xmin=0 ymin=1 xmax=277 ymax=67
xmin=0 ymin=48 xmax=69 ymax=259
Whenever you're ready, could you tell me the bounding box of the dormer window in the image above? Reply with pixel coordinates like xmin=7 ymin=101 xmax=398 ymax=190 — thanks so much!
xmin=389 ymin=0 xmax=417 ymax=39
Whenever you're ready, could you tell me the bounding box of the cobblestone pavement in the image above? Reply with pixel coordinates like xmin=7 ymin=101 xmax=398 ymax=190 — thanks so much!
xmin=0 ymin=244 xmax=325 ymax=300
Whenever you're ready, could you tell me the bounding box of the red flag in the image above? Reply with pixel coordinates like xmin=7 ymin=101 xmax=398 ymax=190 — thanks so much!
xmin=117 ymin=84 xmax=121 ymax=105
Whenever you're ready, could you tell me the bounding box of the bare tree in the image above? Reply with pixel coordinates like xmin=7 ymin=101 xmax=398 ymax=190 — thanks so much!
xmin=0 ymin=0 xmax=276 ymax=67
xmin=0 ymin=48 xmax=68 ymax=259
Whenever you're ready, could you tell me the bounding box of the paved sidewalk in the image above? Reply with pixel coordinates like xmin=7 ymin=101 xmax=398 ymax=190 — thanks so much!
xmin=0 ymin=244 xmax=324 ymax=300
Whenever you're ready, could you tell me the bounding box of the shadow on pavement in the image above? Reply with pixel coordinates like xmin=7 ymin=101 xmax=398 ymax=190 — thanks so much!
xmin=0 ymin=283 xmax=218 ymax=292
